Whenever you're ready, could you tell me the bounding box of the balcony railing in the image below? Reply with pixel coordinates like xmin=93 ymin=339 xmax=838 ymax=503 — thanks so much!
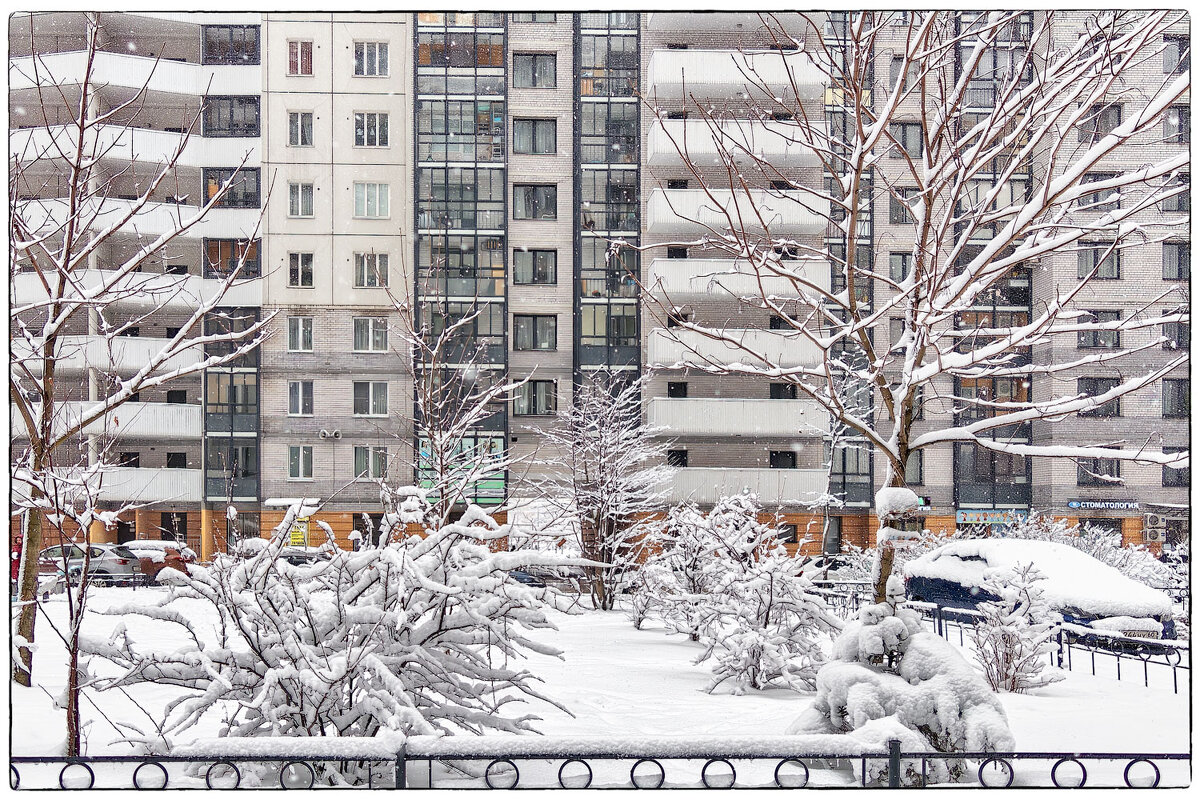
xmin=647 ymin=48 xmax=823 ymax=103
xmin=11 ymin=269 xmax=261 ymax=312
xmin=17 ymin=197 xmax=262 ymax=241
xmin=10 ymin=401 xmax=201 ymax=441
xmin=96 ymin=467 xmax=202 ymax=503
xmin=11 ymin=125 xmax=261 ymax=170
xmin=646 ymin=257 xmax=830 ymax=298
xmin=648 ymin=397 xmax=829 ymax=437
xmin=10 ymin=50 xmax=259 ymax=96
xmin=668 ymin=467 xmax=828 ymax=505
xmin=648 ymin=328 xmax=824 ymax=370
xmin=645 ymin=188 xmax=828 ymax=236
xmin=647 ymin=118 xmax=821 ymax=168
xmin=13 ymin=335 xmax=204 ymax=376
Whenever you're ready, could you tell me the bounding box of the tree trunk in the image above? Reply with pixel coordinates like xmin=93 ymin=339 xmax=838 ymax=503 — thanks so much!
xmin=66 ymin=624 xmax=82 ymax=756
xmin=13 ymin=506 xmax=43 ymax=686
xmin=872 ymin=472 xmax=906 ymax=604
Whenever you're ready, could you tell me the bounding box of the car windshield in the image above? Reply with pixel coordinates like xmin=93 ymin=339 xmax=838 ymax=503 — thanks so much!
xmin=111 ymin=546 xmax=137 ymax=559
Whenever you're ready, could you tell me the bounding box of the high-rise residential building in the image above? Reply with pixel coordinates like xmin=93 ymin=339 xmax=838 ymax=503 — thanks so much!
xmin=10 ymin=11 xmax=1189 ymax=560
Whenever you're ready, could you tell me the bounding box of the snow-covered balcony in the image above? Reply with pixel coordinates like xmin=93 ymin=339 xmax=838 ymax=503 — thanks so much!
xmin=646 ymin=257 xmax=830 ymax=299
xmin=94 ymin=467 xmax=202 ymax=503
xmin=11 ymin=269 xmax=262 ymax=313
xmin=647 ymin=48 xmax=823 ymax=104
xmin=647 ymin=118 xmax=821 ymax=168
xmin=10 ymin=401 xmax=202 ymax=441
xmin=668 ymin=467 xmax=828 ymax=505
xmin=645 ymin=188 xmax=828 ymax=236
xmin=9 ymin=50 xmax=259 ymax=97
xmin=646 ymin=12 xmax=827 ymax=35
xmin=14 ymin=335 xmax=204 ymax=376
xmin=648 ymin=397 xmax=829 ymax=437
xmin=648 ymin=328 xmax=824 ymax=370
xmin=17 ymin=197 xmax=262 ymax=241
xmin=11 ymin=125 xmax=260 ymax=170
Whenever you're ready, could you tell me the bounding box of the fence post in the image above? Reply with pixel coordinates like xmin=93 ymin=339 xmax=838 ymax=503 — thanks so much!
xmin=394 ymin=743 xmax=407 ymax=789
xmin=1055 ymin=626 xmax=1064 ymax=668
xmin=888 ymin=739 xmax=901 ymax=788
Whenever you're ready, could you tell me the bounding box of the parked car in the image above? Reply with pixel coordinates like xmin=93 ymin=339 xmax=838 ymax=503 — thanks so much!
xmin=36 ymin=543 xmax=141 ymax=586
xmin=508 ymin=569 xmax=547 ymax=588
xmin=124 ymin=540 xmax=196 ymax=584
xmin=903 ymin=539 xmax=1177 ymax=643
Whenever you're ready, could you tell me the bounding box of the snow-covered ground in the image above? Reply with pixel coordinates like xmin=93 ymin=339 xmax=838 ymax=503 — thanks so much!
xmin=11 ymin=586 xmax=1190 ymax=788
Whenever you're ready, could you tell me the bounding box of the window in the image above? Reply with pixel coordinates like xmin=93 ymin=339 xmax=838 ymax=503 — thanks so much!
xmin=288 ymin=445 xmax=313 ymax=480
xmin=289 ymin=40 xmax=312 ymax=75
xmin=513 ymin=315 xmax=556 ymax=350
xmin=1163 ymin=241 xmax=1189 ymax=280
xmin=512 ymin=12 xmax=556 ymax=23
xmin=1163 ymin=379 xmax=1189 ymax=418
xmin=667 ymin=179 xmax=689 ymax=189
xmin=1078 ymin=243 xmax=1119 ymax=279
xmin=1078 ymin=377 xmax=1120 ymax=417
xmin=775 ymin=524 xmax=799 ymax=544
xmin=289 ymin=182 xmax=314 ymax=217
xmin=513 ymin=250 xmax=556 ymax=284
xmin=118 ymin=452 xmax=140 ymax=468
xmin=890 ymin=55 xmax=918 ymax=91
xmin=889 ymin=189 xmax=916 ymax=224
xmin=667 ymin=381 xmax=688 ymax=398
xmin=288 ymin=253 xmax=314 ymax=288
xmin=166 ymin=452 xmax=187 ymax=469
xmin=667 ymin=449 xmax=689 ymax=467
xmin=1162 ymin=174 xmax=1189 ymax=213
xmin=769 ymin=315 xmax=788 ymax=330
xmin=889 ymin=252 xmax=911 ymax=281
xmin=204 ymin=168 xmax=260 ymax=208
xmin=667 ymin=246 xmax=689 ymax=260
xmin=352 ymin=317 xmax=388 ymax=352
xmin=204 ymin=238 xmax=260 ymax=278
xmin=904 ymin=450 xmax=924 ymax=485
xmin=1078 ymin=310 xmax=1120 ymax=348
xmin=514 ymin=184 xmax=557 ymax=219
xmin=1164 ymin=35 xmax=1189 ymax=74
xmin=202 ymin=96 xmax=260 ymax=137
xmin=288 ymin=380 xmax=313 ymax=415
xmin=1165 ymin=105 xmax=1189 ymax=143
xmin=513 ymin=118 xmax=556 ymax=154
xmin=354 ymin=252 xmax=388 ymax=288
xmin=889 ymin=122 xmax=923 ymax=158
xmin=770 ymin=383 xmax=797 ymax=399
xmin=161 ymin=512 xmax=188 ymax=541
xmin=354 ymin=42 xmax=389 ymax=76
xmin=769 ymin=450 xmax=797 ymax=469
xmin=287 ymin=317 xmax=313 ymax=352
xmin=352 ymin=381 xmax=388 ymax=416
xmin=580 ymin=303 xmax=637 ymax=346
xmin=1163 ymin=446 xmax=1189 ymax=487
xmin=514 ymin=53 xmax=556 ymax=88
xmin=354 ymin=182 xmax=389 ymax=218
xmin=1080 ymin=104 xmax=1121 ymax=142
xmin=1077 ymin=453 xmax=1120 ymax=486
xmin=515 ymin=380 xmax=556 ymax=415
xmin=1083 ymin=518 xmax=1123 ymax=537
xmin=166 ymin=390 xmax=188 ymax=405
xmin=889 ymin=318 xmax=906 ymax=353
xmin=203 ymin=25 xmax=259 ymax=65
xmin=666 ymin=308 xmax=692 ymax=329
xmin=354 ymin=112 xmax=389 ymax=147
xmin=1164 ymin=321 xmax=1189 ymax=350
xmin=354 ymin=446 xmax=388 ymax=479
xmin=288 ymin=111 xmax=313 ymax=146
xmin=1081 ymin=172 xmax=1119 ymax=212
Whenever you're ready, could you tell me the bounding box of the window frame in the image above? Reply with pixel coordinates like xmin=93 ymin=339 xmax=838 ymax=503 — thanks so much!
xmin=353 ymin=182 xmax=391 ymax=219
xmin=889 ymin=121 xmax=923 ymax=159
xmin=1163 ymin=240 xmax=1189 ymax=281
xmin=354 ymin=252 xmax=389 ymax=288
xmin=288 ymin=182 xmax=315 ymax=218
xmin=512 ymin=118 xmax=557 ymax=155
xmin=1077 ymin=309 xmax=1121 ymax=349
xmin=1162 ymin=174 xmax=1190 ymax=213
xmin=288 ymin=252 xmax=314 ymax=288
xmin=1077 ymin=377 xmax=1121 ymax=418
xmin=351 ymin=317 xmax=389 ymax=353
xmin=1078 ymin=242 xmax=1120 ymax=279
xmin=1163 ymin=321 xmax=1189 ymax=351
xmin=287 ymin=445 xmax=314 ymax=480
xmin=904 ymin=450 xmax=924 ymax=485
xmin=204 ymin=167 xmax=260 ymax=208
xmin=287 ymin=316 xmax=313 ymax=352
xmin=202 ymin=24 xmax=260 ymax=65
xmin=288 ymin=40 xmax=313 ymax=76
xmin=354 ymin=445 xmax=388 ymax=480
xmin=1162 ymin=446 xmax=1189 ymax=487
xmin=354 ymin=41 xmax=390 ymax=77
xmin=354 ymin=112 xmax=390 ymax=148
xmin=512 ymin=249 xmax=557 ymax=284
xmin=513 ymin=184 xmax=558 ymax=220
xmin=352 ymin=381 xmax=389 ymax=417
xmin=288 ymin=380 xmax=314 ymax=416
xmin=889 ymin=188 xmax=916 ymax=225
xmin=287 ymin=110 xmax=314 ymax=147
xmin=512 ymin=12 xmax=556 ymax=23
xmin=1165 ymin=104 xmax=1190 ymax=144
xmin=513 ymin=52 xmax=557 ymax=88
xmin=512 ymin=314 xmax=557 ymax=351
xmin=514 ymin=380 xmax=557 ymax=416
xmin=769 ymin=450 xmax=798 ymax=469
xmin=1164 ymin=35 xmax=1190 ymax=74
xmin=1077 ymin=454 xmax=1121 ymax=486
xmin=666 ymin=449 xmax=689 ymax=467
xmin=202 ymin=95 xmax=261 ymax=137
xmin=1163 ymin=378 xmax=1190 ymax=418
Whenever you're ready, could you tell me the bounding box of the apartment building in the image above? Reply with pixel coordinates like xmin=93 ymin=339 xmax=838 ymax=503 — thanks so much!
xmin=11 ymin=11 xmax=1189 ymax=559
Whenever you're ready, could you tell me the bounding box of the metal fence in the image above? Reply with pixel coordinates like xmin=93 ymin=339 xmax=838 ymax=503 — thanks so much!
xmin=10 ymin=741 xmax=1190 ymax=789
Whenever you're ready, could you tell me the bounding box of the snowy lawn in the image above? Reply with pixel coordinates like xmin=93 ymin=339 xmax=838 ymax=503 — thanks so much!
xmin=12 ymin=587 xmax=1190 ymax=788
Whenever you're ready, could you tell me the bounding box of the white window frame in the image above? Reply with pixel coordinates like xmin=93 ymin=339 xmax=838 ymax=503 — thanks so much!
xmin=354 ymin=445 xmax=388 ymax=479
xmin=354 ymin=252 xmax=389 ymax=288
xmin=288 ymin=40 xmax=313 ymax=76
xmin=354 ymin=112 xmax=390 ymax=147
xmin=288 ymin=445 xmax=313 ymax=480
xmin=288 ymin=182 xmax=314 ymax=217
xmin=288 ymin=380 xmax=314 ymax=416
xmin=354 ymin=182 xmax=390 ymax=218
xmin=354 ymin=41 xmax=389 ymax=77
xmin=352 ymin=381 xmax=388 ymax=417
xmin=287 ymin=316 xmax=313 ymax=352
xmin=288 ymin=111 xmax=314 ymax=147
xmin=288 ymin=252 xmax=314 ymax=288
xmin=352 ymin=316 xmax=388 ymax=352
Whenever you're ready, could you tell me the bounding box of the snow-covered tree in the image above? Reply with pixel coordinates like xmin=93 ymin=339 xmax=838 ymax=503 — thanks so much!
xmin=10 ymin=12 xmax=269 ymax=687
xmin=631 ymin=501 xmax=713 ymax=637
xmin=526 ymin=374 xmax=674 ymax=610
xmin=85 ymin=498 xmax=584 ymax=780
xmin=969 ymin=562 xmax=1065 ymax=693
xmin=638 ymin=10 xmax=1189 ymax=603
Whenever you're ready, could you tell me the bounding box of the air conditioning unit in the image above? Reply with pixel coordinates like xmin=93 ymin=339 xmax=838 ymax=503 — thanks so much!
xmin=319 ymin=429 xmax=330 ymax=439
xmin=1144 ymin=512 xmax=1165 ymax=528
xmin=332 ymin=430 xmax=342 ymax=439
xmin=1144 ymin=528 xmax=1165 ymax=543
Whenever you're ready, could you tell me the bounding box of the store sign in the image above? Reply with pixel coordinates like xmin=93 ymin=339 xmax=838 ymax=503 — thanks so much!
xmin=289 ymin=517 xmax=309 ymax=546
xmin=1066 ymin=500 xmax=1140 ymax=511
xmin=956 ymin=509 xmax=1027 ymax=525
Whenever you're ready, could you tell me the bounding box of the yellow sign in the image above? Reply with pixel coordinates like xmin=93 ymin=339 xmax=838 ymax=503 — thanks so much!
xmin=289 ymin=517 xmax=309 ymax=547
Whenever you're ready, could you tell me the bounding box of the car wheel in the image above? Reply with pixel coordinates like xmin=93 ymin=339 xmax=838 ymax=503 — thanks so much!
xmin=91 ymin=574 xmax=110 ymax=587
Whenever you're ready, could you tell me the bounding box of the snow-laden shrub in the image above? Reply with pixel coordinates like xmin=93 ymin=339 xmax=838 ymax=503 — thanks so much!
xmin=85 ymin=499 xmax=585 ymax=781
xmin=1002 ymin=513 xmax=1173 ymax=587
xmin=790 ymin=601 xmax=1014 ymax=784
xmin=630 ymin=501 xmax=715 ymax=639
xmin=969 ymin=563 xmax=1065 ymax=693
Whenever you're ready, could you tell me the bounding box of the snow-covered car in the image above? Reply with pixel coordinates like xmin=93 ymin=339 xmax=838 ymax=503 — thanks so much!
xmin=903 ymin=539 xmax=1176 ymax=643
xmin=508 ymin=569 xmax=546 ymax=588
xmin=36 ymin=543 xmax=141 ymax=585
xmin=123 ymin=540 xmax=196 ymax=584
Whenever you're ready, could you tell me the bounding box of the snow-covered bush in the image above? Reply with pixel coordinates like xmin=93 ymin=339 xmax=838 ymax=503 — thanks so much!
xmin=790 ymin=600 xmax=1014 ymax=784
xmin=630 ymin=501 xmax=715 ymax=639
xmin=969 ymin=563 xmax=1065 ymax=693
xmin=1002 ymin=513 xmax=1173 ymax=587
xmin=85 ymin=498 xmax=585 ymax=780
